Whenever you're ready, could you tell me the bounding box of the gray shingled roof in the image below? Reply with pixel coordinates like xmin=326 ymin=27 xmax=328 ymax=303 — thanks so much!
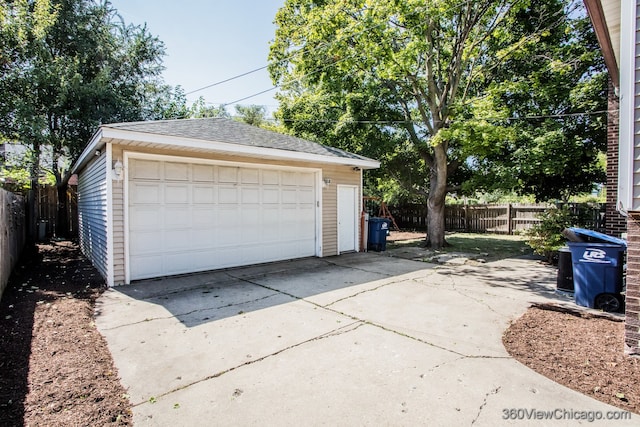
xmin=105 ymin=118 xmax=373 ymax=162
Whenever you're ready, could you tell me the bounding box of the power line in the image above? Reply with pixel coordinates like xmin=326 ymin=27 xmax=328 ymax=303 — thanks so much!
xmin=194 ymin=0 xmax=588 ymax=111
xmin=265 ymin=109 xmax=610 ymax=125
xmin=184 ymin=65 xmax=268 ymax=95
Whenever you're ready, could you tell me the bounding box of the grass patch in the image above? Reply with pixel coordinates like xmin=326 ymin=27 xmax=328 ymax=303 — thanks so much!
xmin=444 ymin=233 xmax=532 ymax=260
xmin=388 ymin=232 xmax=533 ymax=262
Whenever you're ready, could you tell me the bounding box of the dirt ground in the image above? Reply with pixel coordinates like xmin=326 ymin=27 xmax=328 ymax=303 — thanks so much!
xmin=0 ymin=241 xmax=131 ymax=426
xmin=0 ymin=239 xmax=638 ymax=425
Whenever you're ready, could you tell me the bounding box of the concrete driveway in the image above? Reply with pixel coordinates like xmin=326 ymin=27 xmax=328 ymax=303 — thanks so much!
xmin=95 ymin=253 xmax=635 ymax=426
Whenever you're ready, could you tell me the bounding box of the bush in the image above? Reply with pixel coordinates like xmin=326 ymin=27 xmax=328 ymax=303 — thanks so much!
xmin=525 ymin=206 xmax=577 ymax=262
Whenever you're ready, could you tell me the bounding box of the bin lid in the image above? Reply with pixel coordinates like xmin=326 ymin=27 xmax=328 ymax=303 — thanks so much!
xmin=564 ymin=227 xmax=626 ymax=247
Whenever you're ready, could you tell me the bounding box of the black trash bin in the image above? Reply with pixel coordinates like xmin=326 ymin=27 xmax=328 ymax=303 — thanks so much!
xmin=368 ymin=218 xmax=390 ymax=252
xmin=557 ymin=246 xmax=574 ymax=292
xmin=564 ymin=228 xmax=626 ymax=312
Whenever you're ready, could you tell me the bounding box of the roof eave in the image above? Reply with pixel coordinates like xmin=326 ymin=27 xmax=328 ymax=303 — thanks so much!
xmin=73 ymin=127 xmax=380 ymax=173
xmin=71 ymin=128 xmax=104 ymax=174
xmin=584 ymin=0 xmax=620 ymax=87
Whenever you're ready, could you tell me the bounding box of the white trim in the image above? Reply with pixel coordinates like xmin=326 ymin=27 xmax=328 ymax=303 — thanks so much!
xmin=73 ymin=126 xmax=380 ymax=173
xmin=617 ymin=0 xmax=637 ymax=212
xmin=105 ymin=144 xmax=115 ymax=287
xmin=123 ymin=153 xmax=131 ymax=284
xmin=316 ymin=172 xmax=323 ymax=257
xmin=123 ymin=151 xmax=323 ymax=282
xmin=337 ymin=184 xmax=359 ymax=254
xmin=123 ymin=151 xmax=324 ymax=174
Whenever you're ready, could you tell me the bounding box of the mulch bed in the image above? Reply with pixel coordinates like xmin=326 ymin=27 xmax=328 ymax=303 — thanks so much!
xmin=503 ymin=306 xmax=640 ymax=414
xmin=0 ymin=241 xmax=132 ymax=426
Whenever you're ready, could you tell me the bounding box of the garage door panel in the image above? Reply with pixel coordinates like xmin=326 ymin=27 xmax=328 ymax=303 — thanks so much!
xmin=298 ymin=188 xmax=315 ymax=204
xmin=130 ymin=255 xmax=163 ymax=280
xmin=165 ymin=162 xmax=189 ymax=181
xmin=130 ymin=207 xmax=161 ymax=230
xmin=164 ymin=229 xmax=192 ymax=251
xmin=191 ymin=207 xmax=215 ymax=226
xmin=241 ymin=187 xmax=260 ymax=204
xmin=192 ymin=164 xmax=215 ymax=182
xmin=263 ymin=170 xmax=279 ymax=185
xmin=131 ymin=160 xmax=161 ymax=180
xmin=165 ymin=184 xmax=189 ymax=204
xmin=131 ymin=183 xmax=161 ymax=204
xmin=129 ymin=159 xmax=317 ymax=281
xmin=219 ymin=166 xmax=238 ymax=183
xmin=241 ymin=168 xmax=259 ymax=184
xmin=263 ymin=188 xmax=279 ymax=204
xmin=193 ymin=186 xmax=215 ymax=204
xmin=130 ymin=231 xmax=160 ymax=254
xmin=281 ymin=171 xmax=299 ymax=186
xmin=281 ymin=189 xmax=298 ymax=204
xmin=165 ymin=207 xmax=191 ymax=227
xmin=219 ymin=187 xmax=238 ymax=204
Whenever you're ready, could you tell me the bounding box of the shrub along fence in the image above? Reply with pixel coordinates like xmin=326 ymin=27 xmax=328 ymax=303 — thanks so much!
xmin=1 ymin=189 xmax=26 ymax=300
xmin=389 ymin=203 xmax=605 ymax=235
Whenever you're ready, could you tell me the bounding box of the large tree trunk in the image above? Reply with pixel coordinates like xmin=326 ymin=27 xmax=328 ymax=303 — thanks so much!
xmin=425 ymin=143 xmax=449 ymax=248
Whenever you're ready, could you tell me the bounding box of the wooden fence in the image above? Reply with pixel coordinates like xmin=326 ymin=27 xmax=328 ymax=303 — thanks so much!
xmin=389 ymin=203 xmax=606 ymax=234
xmin=37 ymin=185 xmax=78 ymax=239
xmin=1 ymin=189 xmax=25 ymax=300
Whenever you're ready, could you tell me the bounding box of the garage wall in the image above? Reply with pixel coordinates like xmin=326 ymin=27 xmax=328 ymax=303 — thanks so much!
xmin=77 ymin=152 xmax=109 ymax=281
xmin=321 ymin=165 xmax=361 ymax=256
xmin=112 ymin=145 xmax=125 ymax=283
xmin=107 ymin=143 xmax=362 ymax=284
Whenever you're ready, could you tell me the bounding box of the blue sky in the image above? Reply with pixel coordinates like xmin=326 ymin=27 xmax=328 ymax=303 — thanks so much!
xmin=110 ymin=0 xmax=284 ymax=115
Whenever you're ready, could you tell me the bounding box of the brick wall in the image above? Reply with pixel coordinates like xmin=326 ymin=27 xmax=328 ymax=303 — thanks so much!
xmin=606 ymin=79 xmax=627 ymax=237
xmin=625 ymin=215 xmax=640 ymax=356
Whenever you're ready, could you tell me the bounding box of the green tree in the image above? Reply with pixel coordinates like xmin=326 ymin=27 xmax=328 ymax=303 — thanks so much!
xmin=234 ymin=104 xmax=267 ymax=127
xmin=269 ymin=0 xmax=604 ymax=247
xmin=190 ymin=96 xmax=230 ymax=118
xmin=455 ymin=2 xmax=607 ymax=201
xmin=0 ymin=0 xmax=177 ymax=237
xmin=269 ymin=0 xmax=533 ymax=248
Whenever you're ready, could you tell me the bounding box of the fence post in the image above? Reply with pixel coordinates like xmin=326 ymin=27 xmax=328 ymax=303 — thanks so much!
xmin=507 ymin=203 xmax=513 ymax=235
xmin=464 ymin=203 xmax=470 ymax=232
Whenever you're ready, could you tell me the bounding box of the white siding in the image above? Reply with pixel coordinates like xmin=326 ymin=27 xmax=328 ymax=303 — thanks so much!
xmin=633 ymin=3 xmax=640 ymax=209
xmin=620 ymin=0 xmax=640 ymax=211
xmin=77 ymin=153 xmax=109 ymax=280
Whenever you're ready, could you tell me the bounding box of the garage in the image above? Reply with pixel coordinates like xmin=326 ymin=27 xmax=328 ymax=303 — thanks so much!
xmin=127 ymin=156 xmax=319 ymax=281
xmin=72 ymin=117 xmax=379 ymax=286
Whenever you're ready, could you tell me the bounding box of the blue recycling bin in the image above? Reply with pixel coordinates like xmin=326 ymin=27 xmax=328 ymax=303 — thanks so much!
xmin=368 ymin=218 xmax=390 ymax=252
xmin=565 ymin=228 xmax=626 ymax=312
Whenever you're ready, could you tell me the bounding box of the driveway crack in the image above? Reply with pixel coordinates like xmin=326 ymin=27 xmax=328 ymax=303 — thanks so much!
xmin=132 ymin=321 xmax=364 ymax=406
xmin=100 ymin=293 xmax=281 ymax=330
xmin=471 ymin=386 xmax=501 ymax=425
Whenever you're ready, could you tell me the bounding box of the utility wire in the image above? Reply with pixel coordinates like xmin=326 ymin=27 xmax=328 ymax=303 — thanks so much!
xmin=185 ymin=65 xmax=268 ymax=95
xmin=193 ymin=0 xmax=588 ymax=111
xmin=264 ymin=109 xmax=610 ymax=125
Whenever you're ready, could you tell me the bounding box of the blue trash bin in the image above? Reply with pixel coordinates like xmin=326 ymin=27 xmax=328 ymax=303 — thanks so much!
xmin=368 ymin=218 xmax=390 ymax=252
xmin=565 ymin=228 xmax=626 ymax=312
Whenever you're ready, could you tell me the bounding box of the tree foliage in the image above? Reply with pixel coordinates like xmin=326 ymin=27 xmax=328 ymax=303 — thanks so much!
xmin=0 ymin=0 xmax=182 ymax=184
xmin=0 ymin=0 xmax=183 ymax=236
xmin=269 ymin=0 xmax=606 ymax=247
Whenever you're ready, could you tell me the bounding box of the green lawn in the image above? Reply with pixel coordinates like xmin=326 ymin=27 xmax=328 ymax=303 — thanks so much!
xmin=388 ymin=232 xmax=534 ymax=261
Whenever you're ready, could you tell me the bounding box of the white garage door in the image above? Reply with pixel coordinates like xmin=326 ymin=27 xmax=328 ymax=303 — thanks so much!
xmin=128 ymin=158 xmax=318 ymax=281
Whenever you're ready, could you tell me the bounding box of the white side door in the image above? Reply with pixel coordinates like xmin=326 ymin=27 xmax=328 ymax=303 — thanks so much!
xmin=337 ymin=185 xmax=358 ymax=253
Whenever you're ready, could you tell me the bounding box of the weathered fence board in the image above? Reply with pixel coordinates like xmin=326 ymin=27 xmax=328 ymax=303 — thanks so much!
xmin=389 ymin=203 xmax=605 ymax=234
xmin=37 ymin=185 xmax=78 ymax=239
xmin=1 ymin=189 xmax=25 ymax=300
